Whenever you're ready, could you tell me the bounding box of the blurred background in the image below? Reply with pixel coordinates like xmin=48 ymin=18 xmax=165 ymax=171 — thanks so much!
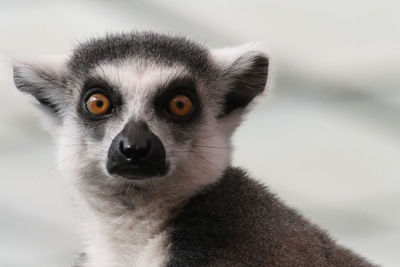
xmin=1 ymin=0 xmax=399 ymax=266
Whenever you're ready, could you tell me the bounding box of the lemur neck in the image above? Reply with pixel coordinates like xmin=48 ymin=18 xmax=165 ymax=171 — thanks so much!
xmin=78 ymin=179 xmax=179 ymax=267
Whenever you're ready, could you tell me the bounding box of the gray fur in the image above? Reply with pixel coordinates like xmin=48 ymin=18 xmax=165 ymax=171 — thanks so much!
xmin=12 ymin=32 xmax=374 ymax=267
xmin=168 ymin=167 xmax=374 ymax=266
xmin=68 ymin=31 xmax=215 ymax=79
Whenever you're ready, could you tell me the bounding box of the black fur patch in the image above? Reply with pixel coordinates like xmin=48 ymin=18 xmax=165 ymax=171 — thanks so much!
xmin=167 ymin=167 xmax=374 ymax=266
xmin=153 ymin=76 xmax=204 ymax=144
xmin=77 ymin=76 xmax=124 ymax=140
xmin=68 ymin=32 xmax=215 ymax=78
xmin=219 ymin=54 xmax=269 ymax=117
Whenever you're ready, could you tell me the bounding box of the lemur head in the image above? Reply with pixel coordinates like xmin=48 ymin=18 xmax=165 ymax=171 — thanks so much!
xmin=13 ymin=32 xmax=268 ymax=196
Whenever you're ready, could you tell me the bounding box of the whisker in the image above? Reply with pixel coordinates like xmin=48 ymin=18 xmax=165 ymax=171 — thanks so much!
xmin=35 ymin=149 xmax=87 ymax=181
xmin=191 ymin=145 xmax=232 ymax=150
xmin=189 ymin=149 xmax=222 ymax=171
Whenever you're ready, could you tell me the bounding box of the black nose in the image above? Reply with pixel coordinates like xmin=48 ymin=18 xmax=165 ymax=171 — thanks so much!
xmin=119 ymin=139 xmax=150 ymax=160
xmin=118 ymin=122 xmax=151 ymax=161
xmin=106 ymin=120 xmax=167 ymax=179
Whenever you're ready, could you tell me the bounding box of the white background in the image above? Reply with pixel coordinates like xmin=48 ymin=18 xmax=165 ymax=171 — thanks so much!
xmin=0 ymin=0 xmax=399 ymax=266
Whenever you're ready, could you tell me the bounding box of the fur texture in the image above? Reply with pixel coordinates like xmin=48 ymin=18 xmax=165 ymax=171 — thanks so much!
xmin=168 ymin=167 xmax=373 ymax=266
xmin=13 ymin=31 xmax=374 ymax=266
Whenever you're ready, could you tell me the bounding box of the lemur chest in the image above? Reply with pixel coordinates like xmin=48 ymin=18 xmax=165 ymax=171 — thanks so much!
xmin=84 ymin=210 xmax=172 ymax=267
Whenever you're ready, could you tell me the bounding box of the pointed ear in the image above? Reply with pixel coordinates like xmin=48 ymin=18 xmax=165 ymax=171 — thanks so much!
xmin=13 ymin=55 xmax=69 ymax=119
xmin=212 ymin=44 xmax=269 ymax=118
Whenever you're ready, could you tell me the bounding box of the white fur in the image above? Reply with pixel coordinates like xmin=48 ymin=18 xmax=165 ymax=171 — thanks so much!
xmin=211 ymin=43 xmax=265 ymax=70
xmin=83 ymin=204 xmax=171 ymax=267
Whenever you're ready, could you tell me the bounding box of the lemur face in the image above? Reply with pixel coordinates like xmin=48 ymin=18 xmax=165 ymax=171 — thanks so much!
xmin=13 ymin=32 xmax=268 ymax=190
xmin=68 ymin=60 xmax=211 ymax=181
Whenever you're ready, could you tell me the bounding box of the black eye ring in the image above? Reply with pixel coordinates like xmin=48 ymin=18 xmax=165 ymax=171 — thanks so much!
xmin=82 ymin=88 xmax=114 ymax=120
xmin=157 ymin=85 xmax=198 ymax=122
xmin=154 ymin=78 xmax=201 ymax=123
xmin=164 ymin=93 xmax=195 ymax=119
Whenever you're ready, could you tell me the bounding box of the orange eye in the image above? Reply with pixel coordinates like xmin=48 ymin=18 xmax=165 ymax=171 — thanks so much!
xmin=86 ymin=93 xmax=111 ymax=115
xmin=169 ymin=94 xmax=193 ymax=117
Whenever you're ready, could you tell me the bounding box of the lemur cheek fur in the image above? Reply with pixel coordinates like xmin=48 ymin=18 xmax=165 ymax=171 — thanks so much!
xmin=13 ymin=32 xmax=375 ymax=267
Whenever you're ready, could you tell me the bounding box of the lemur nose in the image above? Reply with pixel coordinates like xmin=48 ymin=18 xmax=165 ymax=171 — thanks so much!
xmin=118 ymin=121 xmax=151 ymax=161
xmin=119 ymin=139 xmax=151 ymax=160
xmin=106 ymin=119 xmax=167 ymax=179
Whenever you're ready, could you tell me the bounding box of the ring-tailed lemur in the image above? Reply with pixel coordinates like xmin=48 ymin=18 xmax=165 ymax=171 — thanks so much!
xmin=13 ymin=32 xmax=374 ymax=267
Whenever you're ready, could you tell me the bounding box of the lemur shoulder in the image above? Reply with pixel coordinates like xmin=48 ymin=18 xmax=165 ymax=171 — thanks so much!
xmin=13 ymin=31 xmax=375 ymax=267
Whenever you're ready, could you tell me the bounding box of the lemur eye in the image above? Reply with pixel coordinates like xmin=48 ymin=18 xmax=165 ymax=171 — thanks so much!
xmin=169 ymin=94 xmax=193 ymax=117
xmin=86 ymin=93 xmax=111 ymax=115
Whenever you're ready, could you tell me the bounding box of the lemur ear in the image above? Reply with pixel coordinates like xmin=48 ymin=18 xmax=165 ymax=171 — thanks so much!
xmin=212 ymin=44 xmax=269 ymax=118
xmin=13 ymin=55 xmax=69 ymax=118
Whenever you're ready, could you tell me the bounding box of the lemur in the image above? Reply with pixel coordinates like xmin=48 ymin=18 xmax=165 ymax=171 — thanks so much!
xmin=13 ymin=32 xmax=374 ymax=267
